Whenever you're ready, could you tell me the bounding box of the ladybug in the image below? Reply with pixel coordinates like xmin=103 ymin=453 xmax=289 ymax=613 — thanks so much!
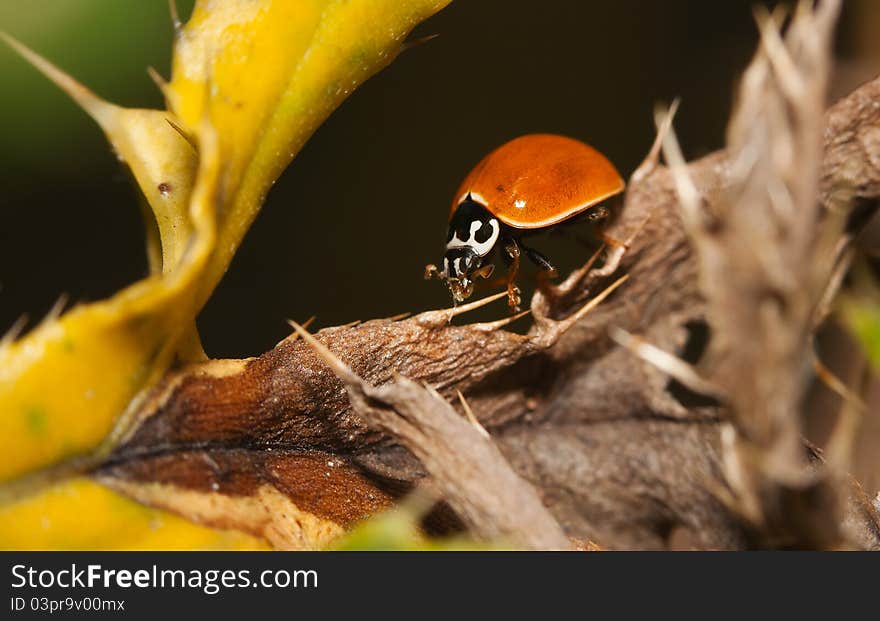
xmin=425 ymin=134 xmax=625 ymax=311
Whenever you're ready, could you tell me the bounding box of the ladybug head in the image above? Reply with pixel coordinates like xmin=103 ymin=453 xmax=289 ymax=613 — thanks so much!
xmin=434 ymin=247 xmax=494 ymax=303
xmin=442 ymin=248 xmax=479 ymax=302
xmin=443 ymin=247 xmax=478 ymax=280
xmin=425 ymin=197 xmax=499 ymax=302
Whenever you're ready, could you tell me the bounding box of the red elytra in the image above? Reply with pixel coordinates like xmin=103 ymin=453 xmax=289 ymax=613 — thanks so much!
xmin=451 ymin=133 xmax=625 ymax=228
xmin=426 ymin=134 xmax=624 ymax=312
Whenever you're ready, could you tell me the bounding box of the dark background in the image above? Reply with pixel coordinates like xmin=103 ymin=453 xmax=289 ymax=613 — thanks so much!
xmin=1 ymin=1 xmax=876 ymax=355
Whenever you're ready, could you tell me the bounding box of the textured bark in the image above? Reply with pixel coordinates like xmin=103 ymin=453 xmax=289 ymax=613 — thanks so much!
xmin=94 ymin=2 xmax=880 ymax=550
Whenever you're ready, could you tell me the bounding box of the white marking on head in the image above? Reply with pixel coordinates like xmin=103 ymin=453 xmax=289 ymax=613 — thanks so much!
xmin=471 ymin=218 xmax=499 ymax=256
xmin=443 ymin=257 xmax=450 ymax=277
xmin=453 ymin=257 xmax=462 ymax=276
xmin=446 ymin=218 xmax=499 ymax=257
xmin=514 ymin=199 xmax=526 ymax=209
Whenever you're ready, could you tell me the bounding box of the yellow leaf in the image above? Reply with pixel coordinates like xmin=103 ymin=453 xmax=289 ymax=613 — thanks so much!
xmin=167 ymin=0 xmax=452 ymax=311
xmin=0 ymin=0 xmax=449 ymax=496
xmin=0 ymin=479 xmax=267 ymax=551
xmin=0 ymin=38 xmax=211 ymax=362
xmin=0 ymin=59 xmax=221 ymax=480
xmin=1 ymin=33 xmax=198 ymax=275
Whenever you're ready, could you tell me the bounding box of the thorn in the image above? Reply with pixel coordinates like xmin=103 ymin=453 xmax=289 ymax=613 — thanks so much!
xmin=147 ymin=66 xmax=169 ymax=96
xmin=631 ymin=97 xmax=680 ymax=185
xmin=815 ymin=0 xmax=843 ymax=32
xmin=532 ymin=274 xmax=629 ymax=347
xmin=716 ymin=423 xmax=767 ymax=526
xmin=165 ymin=118 xmax=197 ymax=151
xmin=656 ymin=105 xmax=703 ymax=232
xmin=471 ymin=309 xmax=531 ymax=332
xmin=811 ymin=351 xmax=865 ymax=410
xmin=39 ymin=294 xmax=68 ymax=328
xmin=288 ymin=321 xmax=361 ymax=385
xmin=0 ymin=314 xmax=28 ymax=348
xmin=548 ymin=244 xmax=606 ymax=294
xmin=566 ymin=274 xmax=629 ymax=325
xmin=168 ymin=0 xmax=182 ymax=31
xmin=384 ymin=311 xmax=411 ymax=322
xmin=590 ymin=244 xmax=625 ymax=280
xmin=421 ymin=381 xmax=445 ymax=401
xmin=402 ymin=33 xmax=440 ymax=53
xmin=457 ymin=390 xmax=490 ymax=439
xmin=415 ymin=290 xmax=509 ymax=327
xmin=340 ymin=319 xmax=362 ymax=329
xmin=285 ymin=316 xmax=316 ymax=341
xmin=583 ymin=243 xmax=606 ymax=273
xmin=812 ymin=349 xmax=865 ymax=470
xmin=825 ymin=396 xmax=862 ymax=472
xmin=814 ymin=242 xmax=853 ymax=330
xmin=609 ymin=326 xmax=725 ymax=401
xmin=754 ymin=6 xmax=805 ymax=102
xmin=0 ymin=32 xmax=114 ymax=126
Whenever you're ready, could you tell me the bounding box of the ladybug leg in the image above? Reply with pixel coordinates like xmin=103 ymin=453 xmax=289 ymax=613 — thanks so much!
xmin=520 ymin=242 xmax=560 ymax=300
xmin=424 ymin=263 xmax=441 ymax=280
xmin=519 ymin=241 xmax=557 ymax=277
xmin=501 ymin=239 xmax=522 ymax=313
xmin=593 ymin=233 xmax=626 ymax=278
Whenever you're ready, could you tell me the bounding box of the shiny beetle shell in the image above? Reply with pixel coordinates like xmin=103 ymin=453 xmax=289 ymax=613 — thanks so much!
xmin=450 ymin=133 xmax=625 ymax=229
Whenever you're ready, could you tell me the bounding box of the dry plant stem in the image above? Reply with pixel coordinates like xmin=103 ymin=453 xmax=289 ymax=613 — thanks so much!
xmin=75 ymin=4 xmax=880 ymax=548
xmin=288 ymin=322 xmax=572 ymax=550
xmin=88 ymin=71 xmax=880 ymax=550
xmin=666 ymin=0 xmax=866 ymax=548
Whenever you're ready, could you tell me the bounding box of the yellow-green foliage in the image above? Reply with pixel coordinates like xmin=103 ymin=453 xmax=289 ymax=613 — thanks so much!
xmin=0 ymin=0 xmax=450 ymax=549
xmin=841 ymin=292 xmax=880 ymax=370
xmin=0 ymin=478 xmax=268 ymax=550
xmin=333 ymin=504 xmax=495 ymax=551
